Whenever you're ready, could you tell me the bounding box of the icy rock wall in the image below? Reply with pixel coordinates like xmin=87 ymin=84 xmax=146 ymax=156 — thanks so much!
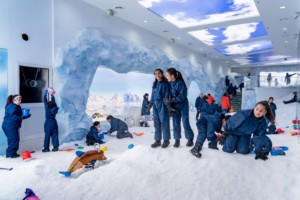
xmin=54 ymin=28 xmax=224 ymax=142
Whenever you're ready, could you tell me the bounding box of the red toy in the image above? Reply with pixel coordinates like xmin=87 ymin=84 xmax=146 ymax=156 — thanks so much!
xmin=276 ymin=128 xmax=285 ymax=134
xmin=22 ymin=151 xmax=32 ymax=161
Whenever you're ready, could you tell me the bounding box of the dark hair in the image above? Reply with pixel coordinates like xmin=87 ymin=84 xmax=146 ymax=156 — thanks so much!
xmin=208 ymin=93 xmax=211 ymax=96
xmin=255 ymin=101 xmax=274 ymax=124
xmin=5 ymin=94 xmax=20 ymax=108
xmin=143 ymin=93 xmax=149 ymax=98
xmin=269 ymin=97 xmax=274 ymax=100
xmin=224 ymin=115 xmax=232 ymax=121
xmin=48 ymin=101 xmax=57 ymax=108
xmin=106 ymin=115 xmax=113 ymax=120
xmin=152 ymin=68 xmax=168 ymax=88
xmin=166 ymin=68 xmax=186 ymax=87
xmin=223 ymin=92 xmax=228 ymax=97
xmin=93 ymin=121 xmax=100 ymax=126
xmin=202 ymin=95 xmax=208 ymax=101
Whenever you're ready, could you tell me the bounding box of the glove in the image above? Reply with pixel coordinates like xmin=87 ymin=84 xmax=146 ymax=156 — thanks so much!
xmin=43 ymin=89 xmax=48 ymax=96
xmin=146 ymin=104 xmax=152 ymax=112
xmin=22 ymin=114 xmax=31 ymax=119
xmin=217 ymin=134 xmax=228 ymax=145
xmin=255 ymin=152 xmax=268 ymax=161
xmin=163 ymin=97 xmax=175 ymax=105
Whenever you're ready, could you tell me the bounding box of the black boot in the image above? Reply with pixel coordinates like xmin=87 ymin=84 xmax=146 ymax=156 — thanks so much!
xmin=190 ymin=143 xmax=202 ymax=158
xmin=52 ymin=147 xmax=59 ymax=152
xmin=208 ymin=142 xmax=219 ymax=150
xmin=173 ymin=140 xmax=180 ymax=148
xmin=125 ymin=131 xmax=133 ymax=138
xmin=151 ymin=140 xmax=161 ymax=148
xmin=161 ymin=140 xmax=170 ymax=148
xmin=42 ymin=148 xmax=50 ymax=153
xmin=186 ymin=139 xmax=194 ymax=147
xmin=144 ymin=123 xmax=150 ymax=127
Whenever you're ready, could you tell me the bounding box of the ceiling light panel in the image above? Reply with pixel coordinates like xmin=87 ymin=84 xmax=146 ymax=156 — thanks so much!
xmin=188 ymin=21 xmax=268 ymax=45
xmin=232 ymin=52 xmax=290 ymax=65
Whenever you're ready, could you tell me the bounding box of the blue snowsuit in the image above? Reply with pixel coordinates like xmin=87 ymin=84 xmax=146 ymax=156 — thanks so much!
xmin=86 ymin=126 xmax=102 ymax=144
xmin=196 ymin=113 xmax=223 ymax=146
xmin=44 ymin=95 xmax=59 ymax=149
xmin=1 ymin=103 xmax=23 ymax=157
xmin=141 ymin=98 xmax=150 ymax=116
xmin=201 ymin=101 xmax=215 ymax=116
xmin=169 ymin=80 xmax=194 ymax=140
xmin=108 ymin=117 xmax=129 ymax=139
xmin=195 ymin=97 xmax=203 ymax=111
xmin=250 ymin=135 xmax=272 ymax=154
xmin=265 ymin=118 xmax=277 ymax=134
xmin=223 ymin=109 xmax=267 ymax=154
xmin=151 ymin=81 xmax=171 ymax=141
xmin=269 ymin=102 xmax=277 ymax=118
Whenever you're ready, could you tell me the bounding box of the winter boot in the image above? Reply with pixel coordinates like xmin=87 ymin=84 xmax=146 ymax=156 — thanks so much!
xmin=190 ymin=143 xmax=202 ymax=158
xmin=125 ymin=131 xmax=133 ymax=138
xmin=208 ymin=142 xmax=219 ymax=150
xmin=173 ymin=140 xmax=180 ymax=148
xmin=151 ymin=140 xmax=161 ymax=148
xmin=161 ymin=140 xmax=170 ymax=148
xmin=42 ymin=148 xmax=50 ymax=153
xmin=186 ymin=139 xmax=194 ymax=147
xmin=144 ymin=123 xmax=150 ymax=127
xmin=52 ymin=147 xmax=59 ymax=152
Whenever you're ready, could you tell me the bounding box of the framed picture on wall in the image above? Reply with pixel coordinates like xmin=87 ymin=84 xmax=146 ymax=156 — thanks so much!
xmin=19 ymin=65 xmax=49 ymax=103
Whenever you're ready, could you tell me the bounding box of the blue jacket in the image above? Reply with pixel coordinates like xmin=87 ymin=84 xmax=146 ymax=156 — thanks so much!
xmin=44 ymin=95 xmax=59 ymax=119
xmin=201 ymin=101 xmax=215 ymax=115
xmin=141 ymin=98 xmax=150 ymax=116
xmin=269 ymin=102 xmax=277 ymax=118
xmin=195 ymin=97 xmax=204 ymax=111
xmin=151 ymin=81 xmax=170 ymax=103
xmin=169 ymin=79 xmax=188 ymax=109
xmin=199 ymin=113 xmax=223 ymax=133
xmin=2 ymin=103 xmax=23 ymax=128
xmin=224 ymin=109 xmax=266 ymax=136
xmin=86 ymin=126 xmax=102 ymax=142
xmin=109 ymin=117 xmax=128 ymax=132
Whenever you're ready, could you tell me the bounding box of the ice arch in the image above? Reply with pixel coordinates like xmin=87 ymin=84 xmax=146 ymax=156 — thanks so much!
xmin=54 ymin=28 xmax=218 ymax=142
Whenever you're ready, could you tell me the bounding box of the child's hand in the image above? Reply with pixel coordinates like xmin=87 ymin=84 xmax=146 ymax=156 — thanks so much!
xmin=43 ymin=89 xmax=48 ymax=96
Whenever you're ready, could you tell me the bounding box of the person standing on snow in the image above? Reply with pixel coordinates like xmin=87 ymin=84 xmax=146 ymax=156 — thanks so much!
xmin=149 ymin=69 xmax=171 ymax=148
xmin=268 ymin=97 xmax=277 ymax=119
xmin=218 ymin=101 xmax=274 ymax=160
xmin=141 ymin=93 xmax=151 ymax=127
xmin=165 ymin=68 xmax=194 ymax=148
xmin=2 ymin=95 xmax=31 ymax=158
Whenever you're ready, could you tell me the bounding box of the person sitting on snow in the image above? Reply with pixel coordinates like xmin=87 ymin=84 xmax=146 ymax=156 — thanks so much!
xmin=283 ymin=92 xmax=298 ymax=104
xmin=59 ymin=149 xmax=107 ymax=176
xmin=190 ymin=113 xmax=231 ymax=158
xmin=86 ymin=121 xmax=105 ymax=145
xmin=106 ymin=115 xmax=133 ymax=139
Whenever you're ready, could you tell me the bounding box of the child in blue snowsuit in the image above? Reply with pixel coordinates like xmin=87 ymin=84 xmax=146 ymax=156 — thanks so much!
xmin=141 ymin=93 xmax=151 ymax=127
xmin=86 ymin=121 xmax=104 ymax=145
xmin=106 ymin=115 xmax=133 ymax=139
xmin=190 ymin=113 xmax=231 ymax=158
xmin=250 ymin=135 xmax=273 ymax=159
xmin=150 ymin=69 xmax=171 ymax=148
xmin=166 ymin=68 xmax=194 ymax=147
xmin=195 ymin=93 xmax=204 ymax=120
xmin=42 ymin=90 xmax=59 ymax=152
xmin=218 ymin=101 xmax=274 ymax=160
xmin=2 ymin=95 xmax=31 ymax=158
xmin=200 ymin=96 xmax=215 ymax=116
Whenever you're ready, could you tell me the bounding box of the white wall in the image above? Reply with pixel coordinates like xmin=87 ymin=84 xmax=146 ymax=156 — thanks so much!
xmin=0 ymin=0 xmax=52 ymax=152
xmin=255 ymin=87 xmax=298 ymax=102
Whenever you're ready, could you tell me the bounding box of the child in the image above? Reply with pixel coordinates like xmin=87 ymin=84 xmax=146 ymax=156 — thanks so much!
xmin=268 ymin=97 xmax=277 ymax=119
xmin=249 ymin=135 xmax=272 ymax=160
xmin=190 ymin=113 xmax=231 ymax=158
xmin=141 ymin=93 xmax=151 ymax=127
xmin=2 ymin=95 xmax=31 ymax=158
xmin=218 ymin=101 xmax=274 ymax=160
xmin=86 ymin=121 xmax=105 ymax=145
xmin=42 ymin=89 xmax=59 ymax=152
xmin=106 ymin=115 xmax=133 ymax=139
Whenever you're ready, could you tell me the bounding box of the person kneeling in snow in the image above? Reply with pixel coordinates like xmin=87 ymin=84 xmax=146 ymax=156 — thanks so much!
xmin=106 ymin=115 xmax=133 ymax=139
xmin=59 ymin=150 xmax=107 ymax=176
xmin=218 ymin=101 xmax=274 ymax=160
xmin=86 ymin=121 xmax=104 ymax=145
xmin=190 ymin=113 xmax=231 ymax=158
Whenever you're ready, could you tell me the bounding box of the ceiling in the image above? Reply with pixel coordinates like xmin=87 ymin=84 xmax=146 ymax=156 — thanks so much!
xmin=83 ymin=0 xmax=300 ymax=70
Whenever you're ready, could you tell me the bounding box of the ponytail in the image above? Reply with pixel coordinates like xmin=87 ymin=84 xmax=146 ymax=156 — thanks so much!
xmin=5 ymin=95 xmax=13 ymax=108
xmin=255 ymin=101 xmax=274 ymax=124
xmin=166 ymin=67 xmax=186 ymax=87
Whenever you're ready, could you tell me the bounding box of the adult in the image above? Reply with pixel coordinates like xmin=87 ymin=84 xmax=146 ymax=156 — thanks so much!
xmin=283 ymin=92 xmax=298 ymax=104
xmin=239 ymin=82 xmax=244 ymax=93
xmin=268 ymin=97 xmax=277 ymax=119
xmin=218 ymin=101 xmax=274 ymax=160
xmin=267 ymin=73 xmax=272 ymax=87
xmin=232 ymin=85 xmax=238 ymax=97
xmin=225 ymin=76 xmax=230 ymax=87
xmin=2 ymin=95 xmax=31 ymax=158
xmin=106 ymin=115 xmax=133 ymax=139
xmin=227 ymin=83 xmax=234 ymax=99
xmin=166 ymin=68 xmax=194 ymax=147
xmin=141 ymin=93 xmax=151 ymax=127
xmin=150 ymin=69 xmax=171 ymax=148
xmin=195 ymin=92 xmax=204 ymax=120
xmin=207 ymin=93 xmax=215 ymax=105
xmin=285 ymin=73 xmax=296 ymax=85
xmin=221 ymin=92 xmax=231 ymax=114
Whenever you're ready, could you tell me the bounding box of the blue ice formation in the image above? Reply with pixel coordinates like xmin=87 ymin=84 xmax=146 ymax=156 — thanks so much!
xmin=54 ymin=28 xmax=225 ymax=143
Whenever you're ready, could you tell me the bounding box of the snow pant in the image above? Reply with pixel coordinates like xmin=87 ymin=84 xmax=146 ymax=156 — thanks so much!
xmin=173 ymin=101 xmax=194 ymax=140
xmin=222 ymin=134 xmax=251 ymax=154
xmin=116 ymin=128 xmax=130 ymax=139
xmin=153 ymin=100 xmax=170 ymax=141
xmin=2 ymin=125 xmax=20 ymax=157
xmin=44 ymin=118 xmax=59 ymax=149
xmin=195 ymin=118 xmax=217 ymax=146
xmin=252 ymin=135 xmax=272 ymax=154
xmin=86 ymin=135 xmax=102 ymax=145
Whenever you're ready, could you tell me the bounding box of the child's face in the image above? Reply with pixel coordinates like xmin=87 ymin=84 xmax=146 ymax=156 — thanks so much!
xmin=166 ymin=72 xmax=175 ymax=82
xmin=268 ymin=98 xmax=273 ymax=103
xmin=107 ymin=119 xmax=111 ymax=123
xmin=254 ymin=104 xmax=267 ymax=118
xmin=13 ymin=98 xmax=22 ymax=105
xmin=154 ymin=70 xmax=163 ymax=81
xmin=95 ymin=124 xmax=101 ymax=129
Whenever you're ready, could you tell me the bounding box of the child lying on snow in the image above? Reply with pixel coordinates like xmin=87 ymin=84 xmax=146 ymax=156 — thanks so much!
xmin=86 ymin=121 xmax=105 ymax=145
xmin=59 ymin=150 xmax=107 ymax=177
xmin=106 ymin=115 xmax=133 ymax=139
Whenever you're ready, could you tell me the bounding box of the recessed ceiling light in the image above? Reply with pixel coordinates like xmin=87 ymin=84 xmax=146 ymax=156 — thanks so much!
xmin=282 ymin=28 xmax=287 ymax=31
xmin=280 ymin=6 xmax=286 ymax=9
xmin=144 ymin=20 xmax=148 ymax=23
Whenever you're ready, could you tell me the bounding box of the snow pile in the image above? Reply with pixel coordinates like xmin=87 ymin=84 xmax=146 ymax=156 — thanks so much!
xmin=0 ymin=97 xmax=299 ymax=199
